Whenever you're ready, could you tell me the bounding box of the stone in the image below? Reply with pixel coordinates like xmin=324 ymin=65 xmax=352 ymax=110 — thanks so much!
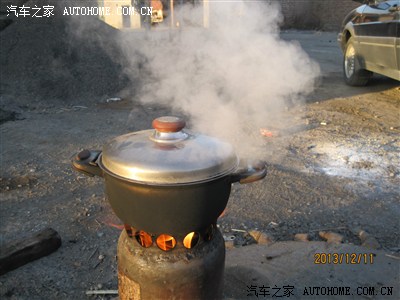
xmin=225 ymin=240 xmax=235 ymax=250
xmin=359 ymin=231 xmax=381 ymax=249
xmin=248 ymin=230 xmax=274 ymax=245
xmin=294 ymin=233 xmax=309 ymax=242
xmin=319 ymin=231 xmax=343 ymax=244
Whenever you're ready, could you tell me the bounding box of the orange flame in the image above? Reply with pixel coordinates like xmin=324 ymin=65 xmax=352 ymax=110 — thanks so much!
xmin=219 ymin=209 xmax=227 ymax=218
xmin=260 ymin=128 xmax=274 ymax=137
xmin=135 ymin=230 xmax=153 ymax=248
xmin=183 ymin=232 xmax=199 ymax=249
xmin=156 ymin=234 xmax=176 ymax=251
xmin=106 ymin=223 xmax=125 ymax=230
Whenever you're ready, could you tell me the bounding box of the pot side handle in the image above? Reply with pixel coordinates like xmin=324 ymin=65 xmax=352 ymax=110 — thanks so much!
xmin=230 ymin=161 xmax=267 ymax=184
xmin=71 ymin=149 xmax=103 ymax=177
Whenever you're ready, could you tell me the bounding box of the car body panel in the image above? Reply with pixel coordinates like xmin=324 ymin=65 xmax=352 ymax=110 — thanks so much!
xmin=338 ymin=0 xmax=400 ymax=81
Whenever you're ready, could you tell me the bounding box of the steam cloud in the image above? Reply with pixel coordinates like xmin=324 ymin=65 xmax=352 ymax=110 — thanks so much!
xmin=90 ymin=1 xmax=320 ymax=158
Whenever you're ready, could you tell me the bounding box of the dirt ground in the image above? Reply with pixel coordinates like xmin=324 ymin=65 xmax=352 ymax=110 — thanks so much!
xmin=0 ymin=4 xmax=399 ymax=300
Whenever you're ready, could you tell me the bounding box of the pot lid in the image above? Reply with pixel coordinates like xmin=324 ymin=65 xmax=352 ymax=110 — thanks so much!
xmin=99 ymin=116 xmax=238 ymax=184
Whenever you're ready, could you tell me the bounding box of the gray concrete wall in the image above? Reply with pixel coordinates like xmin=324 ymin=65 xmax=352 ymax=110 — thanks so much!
xmin=276 ymin=0 xmax=360 ymax=31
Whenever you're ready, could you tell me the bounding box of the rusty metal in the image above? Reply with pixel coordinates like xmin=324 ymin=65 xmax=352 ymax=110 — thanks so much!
xmin=117 ymin=228 xmax=225 ymax=300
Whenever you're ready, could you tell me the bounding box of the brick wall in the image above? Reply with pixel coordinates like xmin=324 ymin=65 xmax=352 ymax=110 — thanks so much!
xmin=275 ymin=0 xmax=360 ymax=31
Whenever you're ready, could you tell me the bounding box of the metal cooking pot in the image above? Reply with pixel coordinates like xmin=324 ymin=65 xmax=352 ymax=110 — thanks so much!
xmin=72 ymin=116 xmax=266 ymax=235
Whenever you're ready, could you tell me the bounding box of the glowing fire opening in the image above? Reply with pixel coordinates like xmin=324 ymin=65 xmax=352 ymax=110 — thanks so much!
xmin=135 ymin=230 xmax=153 ymax=248
xmin=183 ymin=232 xmax=200 ymax=249
xmin=156 ymin=234 xmax=176 ymax=251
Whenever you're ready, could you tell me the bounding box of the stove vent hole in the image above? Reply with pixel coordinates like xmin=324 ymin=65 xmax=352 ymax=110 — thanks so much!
xmin=134 ymin=230 xmax=153 ymax=248
xmin=156 ymin=234 xmax=176 ymax=251
xmin=183 ymin=232 xmax=200 ymax=249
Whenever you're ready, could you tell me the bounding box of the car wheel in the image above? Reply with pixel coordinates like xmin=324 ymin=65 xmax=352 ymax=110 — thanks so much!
xmin=343 ymin=37 xmax=372 ymax=86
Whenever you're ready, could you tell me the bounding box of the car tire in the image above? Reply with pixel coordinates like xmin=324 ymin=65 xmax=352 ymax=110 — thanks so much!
xmin=343 ymin=37 xmax=372 ymax=86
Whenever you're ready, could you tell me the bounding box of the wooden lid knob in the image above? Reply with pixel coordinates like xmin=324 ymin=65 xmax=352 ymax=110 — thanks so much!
xmin=152 ymin=116 xmax=186 ymax=133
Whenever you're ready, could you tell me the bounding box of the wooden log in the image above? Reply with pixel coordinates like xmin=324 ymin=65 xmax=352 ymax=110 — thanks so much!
xmin=0 ymin=227 xmax=61 ymax=276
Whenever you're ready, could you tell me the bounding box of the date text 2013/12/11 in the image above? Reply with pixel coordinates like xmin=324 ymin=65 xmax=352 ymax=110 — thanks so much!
xmin=314 ymin=252 xmax=375 ymax=264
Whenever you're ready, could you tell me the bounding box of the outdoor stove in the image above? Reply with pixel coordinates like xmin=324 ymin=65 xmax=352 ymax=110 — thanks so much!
xmin=72 ymin=116 xmax=266 ymax=299
xmin=118 ymin=224 xmax=225 ymax=299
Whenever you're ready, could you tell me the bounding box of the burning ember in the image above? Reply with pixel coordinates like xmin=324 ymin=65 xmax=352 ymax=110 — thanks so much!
xmin=260 ymin=128 xmax=275 ymax=137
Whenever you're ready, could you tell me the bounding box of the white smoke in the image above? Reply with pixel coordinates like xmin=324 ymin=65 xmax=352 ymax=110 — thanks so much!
xmin=119 ymin=0 xmax=320 ymax=158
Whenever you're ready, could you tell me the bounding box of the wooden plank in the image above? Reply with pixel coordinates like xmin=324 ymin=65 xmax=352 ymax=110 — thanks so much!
xmin=0 ymin=228 xmax=61 ymax=276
